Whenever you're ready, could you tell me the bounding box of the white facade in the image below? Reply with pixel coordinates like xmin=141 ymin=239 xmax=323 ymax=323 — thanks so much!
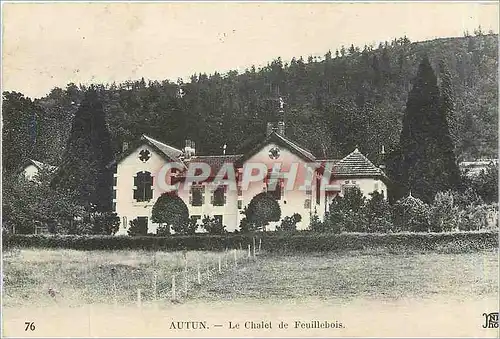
xmin=113 ymin=134 xmax=388 ymax=235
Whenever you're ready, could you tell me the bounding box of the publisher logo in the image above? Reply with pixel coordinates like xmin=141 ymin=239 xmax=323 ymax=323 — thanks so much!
xmin=482 ymin=312 xmax=499 ymax=329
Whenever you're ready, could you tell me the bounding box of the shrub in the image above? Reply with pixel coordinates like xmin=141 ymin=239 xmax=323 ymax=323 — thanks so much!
xmin=277 ymin=213 xmax=302 ymax=232
xmin=201 ymin=215 xmax=226 ymax=235
xmin=392 ymin=193 xmax=430 ymax=232
xmin=4 ymin=231 xmax=497 ymax=253
xmin=309 ymin=210 xmax=326 ymax=232
xmin=91 ymin=212 xmax=120 ymax=235
xmin=364 ymin=191 xmax=392 ymax=232
xmin=430 ymin=191 xmax=459 ymax=232
xmin=457 ymin=204 xmax=489 ymax=231
xmin=128 ymin=218 xmax=148 ymax=236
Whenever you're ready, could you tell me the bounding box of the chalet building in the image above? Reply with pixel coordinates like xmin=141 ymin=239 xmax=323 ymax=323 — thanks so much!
xmin=112 ymin=118 xmax=389 ymax=235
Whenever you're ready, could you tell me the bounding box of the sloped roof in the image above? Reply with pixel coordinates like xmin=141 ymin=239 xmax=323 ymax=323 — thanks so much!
xmin=142 ymin=135 xmax=183 ymax=160
xmin=188 ymin=154 xmax=243 ymax=175
xmin=234 ymin=131 xmax=316 ymax=166
xmin=111 ymin=134 xmax=185 ymax=168
xmin=332 ymin=148 xmax=385 ymax=178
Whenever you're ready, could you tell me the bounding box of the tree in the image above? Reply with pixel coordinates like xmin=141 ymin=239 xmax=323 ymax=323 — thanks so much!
xmin=2 ymin=92 xmax=38 ymax=174
xmin=277 ymin=213 xmax=302 ymax=232
xmin=471 ymin=164 xmax=498 ymax=204
xmin=439 ymin=60 xmax=459 ymax=151
xmin=52 ymin=87 xmax=114 ymax=212
xmin=364 ymin=191 xmax=392 ymax=232
xmin=91 ymin=212 xmax=120 ymax=235
xmin=2 ymin=168 xmax=85 ymax=235
xmin=429 ymin=191 xmax=458 ymax=232
xmin=392 ymin=193 xmax=430 ymax=232
xmin=398 ymin=56 xmax=460 ymax=203
xmin=151 ymin=192 xmax=190 ymax=234
xmin=242 ymin=192 xmax=281 ymax=231
xmin=201 ymin=215 xmax=226 ymax=235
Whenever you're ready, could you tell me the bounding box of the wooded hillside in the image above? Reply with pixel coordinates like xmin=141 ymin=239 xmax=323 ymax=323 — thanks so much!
xmin=3 ymin=33 xmax=497 ymax=174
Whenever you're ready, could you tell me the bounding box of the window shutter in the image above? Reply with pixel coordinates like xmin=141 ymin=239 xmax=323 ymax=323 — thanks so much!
xmin=210 ymin=194 xmax=214 ymax=205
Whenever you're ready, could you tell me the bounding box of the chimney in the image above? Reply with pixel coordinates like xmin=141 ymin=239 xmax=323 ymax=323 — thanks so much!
xmin=277 ymin=121 xmax=285 ymax=136
xmin=122 ymin=141 xmax=129 ymax=153
xmin=379 ymin=145 xmax=386 ymax=170
xmin=184 ymin=139 xmax=196 ymax=159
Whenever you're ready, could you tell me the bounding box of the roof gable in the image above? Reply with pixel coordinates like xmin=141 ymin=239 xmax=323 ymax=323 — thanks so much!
xmin=111 ymin=135 xmax=185 ymax=168
xmin=235 ymin=131 xmax=316 ymax=166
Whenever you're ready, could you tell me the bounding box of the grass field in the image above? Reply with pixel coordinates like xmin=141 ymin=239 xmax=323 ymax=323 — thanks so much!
xmin=2 ymin=247 xmax=498 ymax=337
xmin=3 ymin=247 xmax=498 ymax=307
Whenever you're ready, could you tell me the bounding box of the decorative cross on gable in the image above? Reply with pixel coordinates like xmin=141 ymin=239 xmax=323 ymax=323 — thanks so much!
xmin=269 ymin=146 xmax=280 ymax=160
xmin=139 ymin=149 xmax=151 ymax=163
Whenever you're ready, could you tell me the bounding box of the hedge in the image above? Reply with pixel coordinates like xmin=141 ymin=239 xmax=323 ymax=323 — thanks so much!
xmin=2 ymin=230 xmax=498 ymax=253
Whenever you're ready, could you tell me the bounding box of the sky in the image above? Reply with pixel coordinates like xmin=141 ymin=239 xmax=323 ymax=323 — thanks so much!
xmin=2 ymin=2 xmax=499 ymax=99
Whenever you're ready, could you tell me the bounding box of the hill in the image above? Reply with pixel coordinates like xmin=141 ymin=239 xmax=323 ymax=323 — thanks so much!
xmin=2 ymin=33 xmax=498 ymax=175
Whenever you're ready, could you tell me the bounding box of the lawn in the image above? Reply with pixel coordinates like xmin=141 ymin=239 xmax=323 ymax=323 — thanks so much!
xmin=3 ymin=247 xmax=497 ymax=307
xmin=2 ymin=247 xmax=498 ymax=337
xmin=2 ymin=248 xmax=249 ymax=308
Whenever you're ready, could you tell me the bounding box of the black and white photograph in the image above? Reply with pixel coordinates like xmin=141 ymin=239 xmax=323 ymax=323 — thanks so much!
xmin=1 ymin=2 xmax=499 ymax=337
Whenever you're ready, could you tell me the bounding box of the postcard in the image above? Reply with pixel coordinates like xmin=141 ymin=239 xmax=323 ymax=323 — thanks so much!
xmin=2 ymin=2 xmax=499 ymax=338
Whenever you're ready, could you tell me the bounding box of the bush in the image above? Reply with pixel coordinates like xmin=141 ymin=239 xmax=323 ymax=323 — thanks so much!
xmin=201 ymin=215 xmax=226 ymax=235
xmin=392 ymin=193 xmax=430 ymax=232
xmin=430 ymin=191 xmax=458 ymax=232
xmin=364 ymin=191 xmax=392 ymax=232
xmin=457 ymin=204 xmax=489 ymax=231
xmin=277 ymin=213 xmax=302 ymax=232
xmin=3 ymin=231 xmax=497 ymax=253
xmin=128 ymin=218 xmax=148 ymax=236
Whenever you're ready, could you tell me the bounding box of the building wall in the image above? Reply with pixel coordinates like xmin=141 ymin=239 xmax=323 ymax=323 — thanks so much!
xmin=115 ymin=142 xmax=388 ymax=234
xmin=114 ymin=144 xmax=172 ymax=235
xmin=324 ymin=178 xmax=388 ymax=213
xmin=238 ymin=143 xmax=317 ymax=231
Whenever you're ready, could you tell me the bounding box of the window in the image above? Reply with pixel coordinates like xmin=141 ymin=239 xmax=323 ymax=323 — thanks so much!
xmin=237 ymin=200 xmax=243 ymax=209
xmin=316 ymin=177 xmax=321 ymax=205
xmin=122 ymin=217 xmax=128 ymax=229
xmin=134 ymin=171 xmax=153 ymax=202
xmin=190 ymin=184 xmax=204 ymax=206
xmin=304 ymin=199 xmax=311 ymax=209
xmin=237 ymin=184 xmax=242 ymax=197
xmin=267 ymin=177 xmax=282 ymax=200
xmin=212 ymin=185 xmax=226 ymax=206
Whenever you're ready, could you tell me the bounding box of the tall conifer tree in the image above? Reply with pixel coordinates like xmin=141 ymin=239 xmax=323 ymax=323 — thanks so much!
xmin=398 ymin=56 xmax=460 ymax=203
xmin=53 ymin=86 xmax=113 ymax=212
